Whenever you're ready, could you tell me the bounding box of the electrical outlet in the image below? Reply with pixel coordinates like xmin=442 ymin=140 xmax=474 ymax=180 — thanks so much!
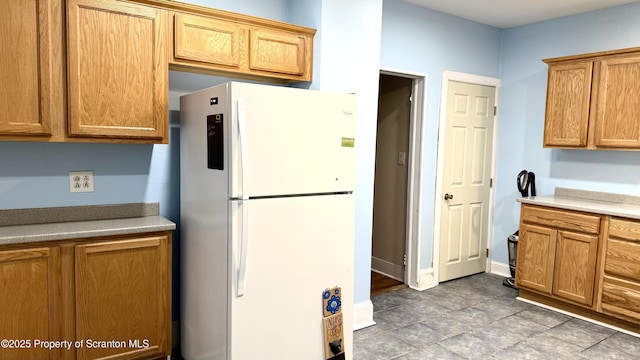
xmin=69 ymin=171 xmax=94 ymax=193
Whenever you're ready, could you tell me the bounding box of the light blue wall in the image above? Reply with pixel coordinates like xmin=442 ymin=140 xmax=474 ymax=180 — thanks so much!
xmin=176 ymin=0 xmax=288 ymax=21
xmin=493 ymin=1 xmax=640 ymax=264
xmin=380 ymin=0 xmax=502 ymax=270
xmin=287 ymin=0 xmax=322 ymax=91
xmin=0 ymin=123 xmax=180 ymax=224
xmin=316 ymin=0 xmax=384 ymax=308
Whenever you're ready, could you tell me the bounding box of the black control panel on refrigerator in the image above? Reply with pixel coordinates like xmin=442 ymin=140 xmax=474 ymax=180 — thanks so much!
xmin=207 ymin=114 xmax=224 ymax=170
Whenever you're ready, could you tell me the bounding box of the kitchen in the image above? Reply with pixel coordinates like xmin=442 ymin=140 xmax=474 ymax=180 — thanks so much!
xmin=2 ymin=0 xmax=640 ymax=359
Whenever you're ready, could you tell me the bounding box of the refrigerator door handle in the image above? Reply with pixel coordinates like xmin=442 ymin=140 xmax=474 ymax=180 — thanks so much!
xmin=237 ymin=99 xmax=249 ymax=297
xmin=237 ymin=99 xmax=249 ymax=201
xmin=236 ymin=199 xmax=249 ymax=297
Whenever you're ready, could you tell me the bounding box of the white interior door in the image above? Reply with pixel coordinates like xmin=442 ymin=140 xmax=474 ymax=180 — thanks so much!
xmin=439 ymin=80 xmax=495 ymax=282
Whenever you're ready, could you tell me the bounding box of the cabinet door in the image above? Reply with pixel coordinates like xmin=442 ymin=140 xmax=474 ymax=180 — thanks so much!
xmin=543 ymin=61 xmax=593 ymax=147
xmin=75 ymin=236 xmax=170 ymax=360
xmin=0 ymin=0 xmax=58 ymax=136
xmin=174 ymin=13 xmax=243 ymax=68
xmin=552 ymin=231 xmax=598 ymax=306
xmin=249 ymin=28 xmax=311 ymax=80
xmin=0 ymin=247 xmax=61 ymax=360
xmin=515 ymin=224 xmax=556 ymax=294
xmin=593 ymin=55 xmax=640 ymax=148
xmin=66 ymin=0 xmax=168 ymax=141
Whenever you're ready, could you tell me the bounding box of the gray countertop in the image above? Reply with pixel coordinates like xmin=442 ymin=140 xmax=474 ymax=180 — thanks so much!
xmin=517 ymin=187 xmax=640 ymax=220
xmin=0 ymin=203 xmax=176 ymax=246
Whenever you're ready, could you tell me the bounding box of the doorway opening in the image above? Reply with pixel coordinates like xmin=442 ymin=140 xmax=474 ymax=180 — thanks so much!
xmin=371 ymin=70 xmax=425 ymax=294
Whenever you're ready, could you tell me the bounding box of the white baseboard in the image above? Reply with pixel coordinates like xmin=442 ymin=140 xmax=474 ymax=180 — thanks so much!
xmin=490 ymin=260 xmax=511 ymax=278
xmin=352 ymin=300 xmax=375 ymax=331
xmin=371 ymin=256 xmax=404 ymax=281
xmin=409 ymin=268 xmax=437 ymax=291
xmin=517 ymin=296 xmax=640 ymax=339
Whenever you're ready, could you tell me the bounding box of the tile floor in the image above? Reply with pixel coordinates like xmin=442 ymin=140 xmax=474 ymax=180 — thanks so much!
xmin=353 ymin=273 xmax=640 ymax=359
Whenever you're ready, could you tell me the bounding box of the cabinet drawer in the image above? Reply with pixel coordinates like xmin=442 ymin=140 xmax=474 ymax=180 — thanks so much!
xmin=605 ymin=238 xmax=640 ymax=281
xmin=601 ymin=275 xmax=640 ymax=323
xmin=609 ymin=218 xmax=640 ymax=243
xmin=521 ymin=205 xmax=600 ymax=234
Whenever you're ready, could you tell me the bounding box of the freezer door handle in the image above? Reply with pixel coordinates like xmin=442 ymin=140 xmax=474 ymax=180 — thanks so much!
xmin=236 ymin=200 xmax=249 ymax=297
xmin=237 ymin=99 xmax=249 ymax=201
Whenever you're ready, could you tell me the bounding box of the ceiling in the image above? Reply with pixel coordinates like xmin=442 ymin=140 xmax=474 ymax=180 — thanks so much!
xmin=403 ymin=0 xmax=638 ymax=28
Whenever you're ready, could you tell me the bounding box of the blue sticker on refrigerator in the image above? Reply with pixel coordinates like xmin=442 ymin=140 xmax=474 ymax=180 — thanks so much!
xmin=207 ymin=114 xmax=224 ymax=170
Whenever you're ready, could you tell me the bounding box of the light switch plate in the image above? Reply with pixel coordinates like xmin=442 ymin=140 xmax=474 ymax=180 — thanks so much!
xmin=397 ymin=151 xmax=407 ymax=165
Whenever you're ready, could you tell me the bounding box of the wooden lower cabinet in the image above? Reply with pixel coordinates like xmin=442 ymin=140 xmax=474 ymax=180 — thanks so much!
xmin=0 ymin=247 xmax=61 ymax=360
xmin=515 ymin=224 xmax=556 ymax=294
xmin=517 ymin=204 xmax=640 ymax=332
xmin=552 ymin=231 xmax=598 ymax=305
xmin=0 ymin=232 xmax=171 ymax=360
xmin=599 ymin=217 xmax=640 ymax=325
xmin=516 ymin=205 xmax=600 ymax=307
xmin=75 ymin=236 xmax=170 ymax=360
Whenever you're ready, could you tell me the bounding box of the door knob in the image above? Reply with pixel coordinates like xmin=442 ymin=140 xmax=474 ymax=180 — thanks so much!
xmin=444 ymin=193 xmax=454 ymax=200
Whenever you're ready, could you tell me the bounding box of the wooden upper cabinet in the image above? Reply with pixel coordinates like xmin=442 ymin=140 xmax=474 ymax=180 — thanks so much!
xmin=249 ymin=28 xmax=308 ymax=77
xmin=174 ymin=13 xmax=244 ymax=69
xmin=0 ymin=246 xmax=61 ymax=360
xmin=2 ymin=0 xmax=315 ymax=144
xmin=0 ymin=0 xmax=61 ymax=136
xmin=543 ymin=47 xmax=640 ymax=150
xmin=593 ymin=55 xmax=640 ymax=148
xmin=543 ymin=61 xmax=592 ymax=147
xmin=66 ymin=0 xmax=168 ymax=142
xmin=167 ymin=4 xmax=315 ymax=82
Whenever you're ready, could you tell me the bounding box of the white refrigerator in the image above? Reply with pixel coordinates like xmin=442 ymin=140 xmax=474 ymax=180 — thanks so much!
xmin=180 ymin=82 xmax=357 ymax=360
